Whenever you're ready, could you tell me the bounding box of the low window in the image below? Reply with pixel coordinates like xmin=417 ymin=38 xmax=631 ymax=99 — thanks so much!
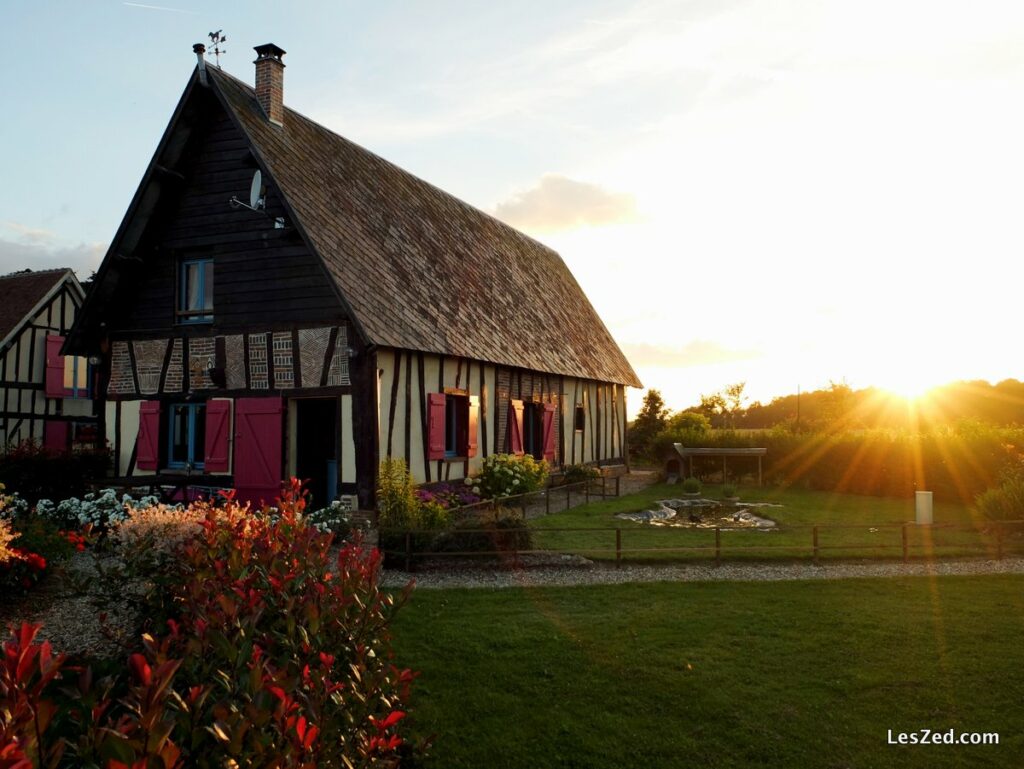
xmin=167 ymin=402 xmax=207 ymax=469
xmin=178 ymin=258 xmax=214 ymax=323
xmin=574 ymin=405 xmax=585 ymax=432
xmin=445 ymin=394 xmax=469 ymax=457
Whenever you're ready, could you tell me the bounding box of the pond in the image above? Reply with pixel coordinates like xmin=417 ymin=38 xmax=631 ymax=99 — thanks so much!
xmin=614 ymin=498 xmax=781 ymax=530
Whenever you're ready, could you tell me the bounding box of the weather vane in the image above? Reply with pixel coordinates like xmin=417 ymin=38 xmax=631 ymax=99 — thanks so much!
xmin=208 ymin=30 xmax=227 ymax=67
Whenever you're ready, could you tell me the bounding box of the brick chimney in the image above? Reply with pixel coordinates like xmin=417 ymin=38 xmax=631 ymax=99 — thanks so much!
xmin=253 ymin=43 xmax=286 ymax=126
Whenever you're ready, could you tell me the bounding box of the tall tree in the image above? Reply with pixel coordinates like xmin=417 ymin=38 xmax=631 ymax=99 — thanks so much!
xmin=631 ymin=389 xmax=670 ymax=457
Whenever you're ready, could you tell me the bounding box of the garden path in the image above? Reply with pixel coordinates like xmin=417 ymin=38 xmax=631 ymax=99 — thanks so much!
xmin=380 ymin=556 xmax=1024 ymax=590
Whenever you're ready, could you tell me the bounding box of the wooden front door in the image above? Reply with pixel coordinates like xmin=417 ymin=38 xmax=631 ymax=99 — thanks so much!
xmin=234 ymin=397 xmax=284 ymax=506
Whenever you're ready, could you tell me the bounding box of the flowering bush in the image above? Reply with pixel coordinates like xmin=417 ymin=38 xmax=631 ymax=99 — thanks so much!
xmin=33 ymin=487 xmax=162 ymax=532
xmin=562 ymin=463 xmax=600 ymax=485
xmin=0 ymin=439 xmax=111 ymax=504
xmin=305 ymin=499 xmax=354 ymax=536
xmin=0 ymin=480 xmax=424 ymax=767
xmin=473 ymin=453 xmax=549 ymax=499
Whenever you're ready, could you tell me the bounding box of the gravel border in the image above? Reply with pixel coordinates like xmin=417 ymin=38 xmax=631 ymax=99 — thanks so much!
xmin=381 ymin=557 xmax=1024 ymax=590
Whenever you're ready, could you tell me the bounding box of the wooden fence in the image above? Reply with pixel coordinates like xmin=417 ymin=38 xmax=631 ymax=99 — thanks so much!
xmin=442 ymin=476 xmax=622 ymax=520
xmin=379 ymin=519 xmax=1024 ymax=571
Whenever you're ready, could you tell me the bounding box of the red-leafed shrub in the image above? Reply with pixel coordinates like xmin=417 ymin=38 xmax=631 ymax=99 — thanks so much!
xmin=0 ymin=480 xmax=423 ymax=768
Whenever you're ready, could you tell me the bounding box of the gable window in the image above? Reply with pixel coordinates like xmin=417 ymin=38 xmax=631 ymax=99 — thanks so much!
xmin=178 ymin=258 xmax=214 ymax=323
xmin=167 ymin=402 xmax=207 ymax=469
xmin=46 ymin=335 xmax=90 ymax=399
xmin=63 ymin=355 xmax=89 ymax=398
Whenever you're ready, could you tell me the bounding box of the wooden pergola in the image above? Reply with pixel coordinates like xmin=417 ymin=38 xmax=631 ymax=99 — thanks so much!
xmin=670 ymin=444 xmax=768 ymax=486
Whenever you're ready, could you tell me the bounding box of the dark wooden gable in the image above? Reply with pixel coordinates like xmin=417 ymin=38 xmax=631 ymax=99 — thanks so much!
xmin=94 ymin=85 xmax=346 ymax=338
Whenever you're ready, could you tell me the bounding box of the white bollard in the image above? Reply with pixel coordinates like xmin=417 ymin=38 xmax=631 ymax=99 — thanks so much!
xmin=915 ymin=491 xmax=933 ymax=525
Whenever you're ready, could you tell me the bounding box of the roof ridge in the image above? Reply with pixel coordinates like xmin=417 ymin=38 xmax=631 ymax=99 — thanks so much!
xmin=207 ymin=66 xmax=562 ymax=259
xmin=0 ymin=267 xmax=71 ymax=280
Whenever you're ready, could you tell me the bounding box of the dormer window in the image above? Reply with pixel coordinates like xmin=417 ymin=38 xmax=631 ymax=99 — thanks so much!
xmin=178 ymin=257 xmax=213 ymax=323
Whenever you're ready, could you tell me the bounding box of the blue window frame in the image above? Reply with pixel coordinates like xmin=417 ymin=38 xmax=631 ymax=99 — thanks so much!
xmin=63 ymin=355 xmax=91 ymax=398
xmin=177 ymin=258 xmax=214 ymax=323
xmin=167 ymin=403 xmax=207 ymax=469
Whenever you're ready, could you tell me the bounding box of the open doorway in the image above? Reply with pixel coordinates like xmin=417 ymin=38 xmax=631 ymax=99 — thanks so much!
xmin=522 ymin=402 xmax=544 ymax=460
xmin=295 ymin=398 xmax=338 ymax=508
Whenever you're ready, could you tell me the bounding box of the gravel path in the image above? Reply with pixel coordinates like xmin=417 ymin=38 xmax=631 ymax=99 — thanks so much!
xmin=380 ymin=556 xmax=1024 ymax=590
xmin=0 ymin=551 xmax=139 ymax=658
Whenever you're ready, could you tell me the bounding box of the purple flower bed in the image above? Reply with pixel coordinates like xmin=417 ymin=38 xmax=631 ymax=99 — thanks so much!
xmin=416 ymin=482 xmax=482 ymax=510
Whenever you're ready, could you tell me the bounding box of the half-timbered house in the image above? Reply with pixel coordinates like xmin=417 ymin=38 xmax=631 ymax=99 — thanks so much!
xmin=0 ymin=268 xmax=98 ymax=451
xmin=67 ymin=44 xmax=641 ymax=508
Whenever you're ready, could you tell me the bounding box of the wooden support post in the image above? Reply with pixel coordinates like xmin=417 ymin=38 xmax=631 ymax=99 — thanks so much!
xmin=714 ymin=527 xmax=721 ymax=566
xmin=615 ymin=475 xmax=621 ymax=497
xmin=404 ymin=532 xmax=412 ymax=572
xmin=901 ymin=523 xmax=909 ymax=563
xmin=616 ymin=528 xmax=622 ymax=568
xmin=812 ymin=525 xmax=819 ymax=564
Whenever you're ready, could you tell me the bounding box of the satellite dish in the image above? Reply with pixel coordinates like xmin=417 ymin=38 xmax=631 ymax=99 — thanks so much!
xmin=249 ymin=170 xmax=264 ymax=209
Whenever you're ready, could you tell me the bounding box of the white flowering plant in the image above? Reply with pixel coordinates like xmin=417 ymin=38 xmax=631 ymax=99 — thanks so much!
xmin=473 ymin=454 xmax=549 ymax=499
xmin=304 ymin=500 xmax=353 ymax=537
xmin=31 ymin=488 xmax=164 ymax=532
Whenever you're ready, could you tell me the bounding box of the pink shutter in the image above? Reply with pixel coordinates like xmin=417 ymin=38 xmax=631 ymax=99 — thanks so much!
xmin=44 ymin=421 xmax=69 ymax=453
xmin=427 ymin=393 xmax=446 ymax=460
xmin=45 ymin=336 xmax=65 ymax=398
xmin=204 ymin=399 xmax=232 ymax=473
xmin=467 ymin=396 xmax=479 ymax=458
xmin=542 ymin=403 xmax=556 ymax=461
xmin=136 ymin=401 xmax=161 ymax=470
xmin=509 ymin=399 xmax=524 ymax=456
xmin=234 ymin=397 xmax=284 ymax=506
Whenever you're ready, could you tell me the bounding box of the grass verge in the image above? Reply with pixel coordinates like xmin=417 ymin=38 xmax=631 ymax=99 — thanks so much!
xmin=393 ymin=575 xmax=1024 ymax=768
xmin=529 ymin=484 xmax=1015 ymax=562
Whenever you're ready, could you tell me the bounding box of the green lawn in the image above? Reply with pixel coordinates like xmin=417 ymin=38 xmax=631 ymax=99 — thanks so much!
xmin=393 ymin=576 xmax=1024 ymax=768
xmin=529 ymin=484 xmax=1014 ymax=562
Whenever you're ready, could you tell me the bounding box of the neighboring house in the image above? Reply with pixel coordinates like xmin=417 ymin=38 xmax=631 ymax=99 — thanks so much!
xmin=66 ymin=43 xmax=640 ymax=509
xmin=0 ymin=268 xmax=98 ymax=451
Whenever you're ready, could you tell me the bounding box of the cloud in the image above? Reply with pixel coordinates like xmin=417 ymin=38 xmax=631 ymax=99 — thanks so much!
xmin=621 ymin=340 xmax=761 ymax=368
xmin=2 ymin=221 xmax=58 ymax=245
xmin=0 ymin=238 xmax=105 ymax=281
xmin=492 ymin=174 xmax=639 ymax=233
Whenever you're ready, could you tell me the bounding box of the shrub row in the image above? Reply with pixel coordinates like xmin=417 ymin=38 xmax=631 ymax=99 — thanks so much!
xmin=1 ymin=481 xmax=422 ymax=767
xmin=653 ymin=425 xmax=1024 ymax=502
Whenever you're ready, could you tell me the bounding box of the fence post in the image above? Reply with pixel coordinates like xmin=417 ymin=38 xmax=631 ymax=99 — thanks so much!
xmin=545 ymin=487 xmax=551 ymax=515
xmin=602 ymin=475 xmax=607 ymax=498
xmin=616 ymin=528 xmax=622 ymax=568
xmin=812 ymin=525 xmax=819 ymax=565
xmin=902 ymin=523 xmax=909 ymax=563
xmin=567 ymin=484 xmax=571 ymax=511
xmin=996 ymin=524 xmax=1003 ymax=561
xmin=616 ymin=475 xmax=621 ymax=496
xmin=714 ymin=527 xmax=721 ymax=566
xmin=521 ymin=493 xmax=528 ymax=519
xmin=585 ymin=481 xmax=590 ymax=504
xmin=404 ymin=532 xmax=412 ymax=572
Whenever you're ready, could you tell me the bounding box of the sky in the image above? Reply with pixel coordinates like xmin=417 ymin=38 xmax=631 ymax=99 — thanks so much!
xmin=4 ymin=0 xmax=1024 ymax=416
